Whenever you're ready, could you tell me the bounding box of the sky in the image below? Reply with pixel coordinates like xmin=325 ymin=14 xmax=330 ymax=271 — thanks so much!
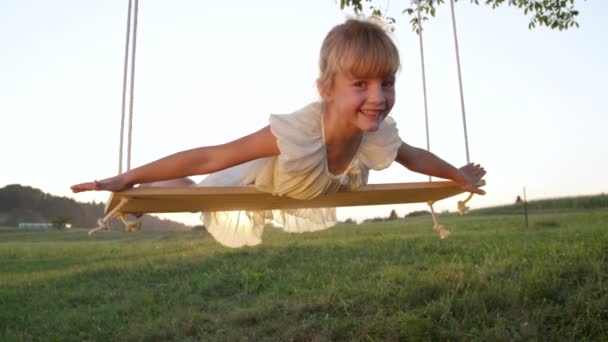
xmin=1 ymin=0 xmax=606 ymax=226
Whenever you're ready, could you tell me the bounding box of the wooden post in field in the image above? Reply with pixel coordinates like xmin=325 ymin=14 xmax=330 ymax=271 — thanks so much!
xmin=523 ymin=187 xmax=529 ymax=228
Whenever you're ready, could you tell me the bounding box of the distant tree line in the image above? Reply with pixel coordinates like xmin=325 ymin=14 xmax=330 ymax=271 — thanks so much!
xmin=338 ymin=192 xmax=608 ymax=224
xmin=0 ymin=184 xmax=191 ymax=231
xmin=472 ymin=193 xmax=608 ymax=216
xmin=342 ymin=208 xmax=432 ymax=224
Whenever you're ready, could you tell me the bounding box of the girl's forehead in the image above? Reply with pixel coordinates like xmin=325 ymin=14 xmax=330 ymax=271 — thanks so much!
xmin=337 ymin=56 xmax=398 ymax=79
xmin=338 ymin=70 xmax=396 ymax=81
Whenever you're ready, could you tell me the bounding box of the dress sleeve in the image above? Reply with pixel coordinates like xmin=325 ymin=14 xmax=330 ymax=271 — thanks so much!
xmin=269 ymin=103 xmax=325 ymax=174
xmin=358 ymin=115 xmax=402 ymax=170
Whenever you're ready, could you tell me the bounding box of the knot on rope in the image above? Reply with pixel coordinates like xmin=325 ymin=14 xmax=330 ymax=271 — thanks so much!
xmin=117 ymin=213 xmax=140 ymax=232
xmin=457 ymin=201 xmax=469 ymax=215
xmin=88 ymin=197 xmax=130 ymax=237
xmin=433 ymin=223 xmax=451 ymax=239
xmin=427 ymin=200 xmax=450 ymax=239
xmin=88 ymin=218 xmax=110 ymax=236
xmin=457 ymin=193 xmax=474 ymax=215
xmin=125 ymin=222 xmax=140 ymax=232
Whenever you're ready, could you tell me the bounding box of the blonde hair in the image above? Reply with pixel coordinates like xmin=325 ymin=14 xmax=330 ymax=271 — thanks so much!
xmin=318 ymin=18 xmax=400 ymax=93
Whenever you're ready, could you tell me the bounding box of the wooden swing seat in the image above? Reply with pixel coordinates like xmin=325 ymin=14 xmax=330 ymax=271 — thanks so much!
xmin=104 ymin=181 xmax=466 ymax=215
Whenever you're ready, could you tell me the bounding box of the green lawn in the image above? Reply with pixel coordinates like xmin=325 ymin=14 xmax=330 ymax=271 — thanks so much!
xmin=1 ymin=210 xmax=607 ymax=341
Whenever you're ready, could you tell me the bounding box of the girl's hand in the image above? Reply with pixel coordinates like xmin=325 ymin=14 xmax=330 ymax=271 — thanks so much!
xmin=71 ymin=176 xmax=132 ymax=193
xmin=458 ymin=163 xmax=486 ymax=195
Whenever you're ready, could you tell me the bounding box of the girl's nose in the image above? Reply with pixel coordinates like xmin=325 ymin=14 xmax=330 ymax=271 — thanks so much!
xmin=368 ymin=85 xmax=386 ymax=104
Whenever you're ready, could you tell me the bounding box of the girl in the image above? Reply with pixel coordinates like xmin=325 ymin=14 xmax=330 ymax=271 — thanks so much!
xmin=72 ymin=18 xmax=486 ymax=247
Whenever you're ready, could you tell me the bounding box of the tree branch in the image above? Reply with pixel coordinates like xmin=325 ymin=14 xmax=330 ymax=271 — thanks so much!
xmin=338 ymin=0 xmax=584 ymax=32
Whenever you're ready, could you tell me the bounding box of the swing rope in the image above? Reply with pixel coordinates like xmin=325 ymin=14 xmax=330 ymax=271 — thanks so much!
xmin=416 ymin=0 xmax=445 ymax=237
xmin=126 ymin=0 xmax=139 ymax=172
xmin=450 ymin=0 xmax=471 ymax=164
xmin=117 ymin=0 xmax=131 ymax=174
xmin=449 ymin=0 xmax=476 ymax=214
xmin=417 ymin=0 xmax=476 ymax=237
xmin=118 ymin=0 xmax=139 ymax=174
xmin=416 ymin=1 xmax=432 ymax=183
xmin=90 ymin=0 xmax=139 ymax=234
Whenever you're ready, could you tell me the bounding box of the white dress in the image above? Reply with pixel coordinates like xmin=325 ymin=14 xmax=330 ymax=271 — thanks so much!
xmin=198 ymin=102 xmax=402 ymax=248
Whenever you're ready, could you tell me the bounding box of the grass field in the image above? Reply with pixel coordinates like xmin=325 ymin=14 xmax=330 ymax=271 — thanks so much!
xmin=1 ymin=209 xmax=607 ymax=341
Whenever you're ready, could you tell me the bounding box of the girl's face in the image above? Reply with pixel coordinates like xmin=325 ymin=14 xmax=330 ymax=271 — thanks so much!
xmin=324 ymin=71 xmax=396 ymax=132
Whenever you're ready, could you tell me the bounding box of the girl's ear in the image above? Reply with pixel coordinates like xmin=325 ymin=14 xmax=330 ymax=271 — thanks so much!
xmin=316 ymin=78 xmax=333 ymax=102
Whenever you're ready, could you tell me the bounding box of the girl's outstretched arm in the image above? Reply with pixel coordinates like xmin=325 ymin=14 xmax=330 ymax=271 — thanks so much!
xmin=71 ymin=126 xmax=280 ymax=193
xmin=395 ymin=141 xmax=486 ymax=195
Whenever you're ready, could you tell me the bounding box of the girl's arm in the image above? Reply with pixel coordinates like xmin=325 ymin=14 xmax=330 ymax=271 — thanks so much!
xmin=71 ymin=126 xmax=280 ymax=193
xmin=395 ymin=141 xmax=486 ymax=195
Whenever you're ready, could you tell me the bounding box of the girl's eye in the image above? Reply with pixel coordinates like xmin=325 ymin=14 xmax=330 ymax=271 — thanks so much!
xmin=353 ymin=81 xmax=366 ymax=88
xmin=382 ymin=80 xmax=395 ymax=88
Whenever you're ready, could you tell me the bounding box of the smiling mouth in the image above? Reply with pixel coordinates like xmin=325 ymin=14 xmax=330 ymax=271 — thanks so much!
xmin=359 ymin=110 xmax=384 ymax=118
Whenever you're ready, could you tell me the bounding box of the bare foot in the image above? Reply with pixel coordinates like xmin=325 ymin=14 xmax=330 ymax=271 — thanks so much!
xmin=71 ymin=180 xmax=103 ymax=193
xmin=71 ymin=177 xmax=132 ymax=193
